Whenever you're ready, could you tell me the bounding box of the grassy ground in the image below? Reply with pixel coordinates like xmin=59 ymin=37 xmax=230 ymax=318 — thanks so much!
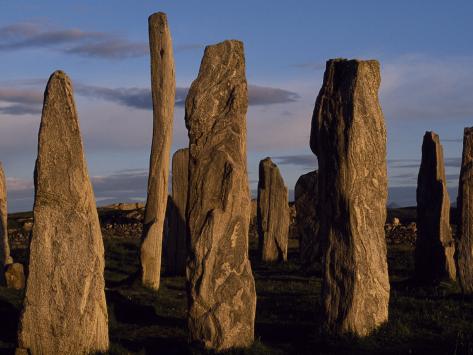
xmin=1 ymin=226 xmax=473 ymax=354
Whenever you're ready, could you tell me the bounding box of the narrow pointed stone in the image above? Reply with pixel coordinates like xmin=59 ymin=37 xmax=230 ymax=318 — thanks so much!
xmin=0 ymin=162 xmax=13 ymax=285
xmin=185 ymin=40 xmax=256 ymax=351
xmin=257 ymin=157 xmax=290 ymax=262
xmin=416 ymin=131 xmax=456 ymax=283
xmin=310 ymin=59 xmax=390 ymax=336
xmin=294 ymin=170 xmax=320 ymax=268
xmin=17 ymin=71 xmax=109 ymax=354
xmin=456 ymin=127 xmax=473 ymax=293
xmin=165 ymin=148 xmax=189 ymax=275
xmin=140 ymin=12 xmax=175 ymax=290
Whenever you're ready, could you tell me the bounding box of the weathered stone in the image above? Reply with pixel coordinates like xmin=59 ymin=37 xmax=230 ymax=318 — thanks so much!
xmin=166 ymin=148 xmax=188 ymax=275
xmin=140 ymin=12 xmax=175 ymax=290
xmin=456 ymin=127 xmax=473 ymax=293
xmin=416 ymin=131 xmax=456 ymax=283
xmin=5 ymin=263 xmax=25 ymax=290
xmin=185 ymin=40 xmax=256 ymax=351
xmin=310 ymin=59 xmax=390 ymax=336
xmin=257 ymin=157 xmax=290 ymax=262
xmin=17 ymin=71 xmax=108 ymax=354
xmin=0 ymin=162 xmax=13 ymax=285
xmin=294 ymin=170 xmax=319 ymax=268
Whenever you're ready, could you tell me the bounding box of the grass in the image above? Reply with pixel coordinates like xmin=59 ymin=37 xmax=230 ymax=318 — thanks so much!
xmin=1 ymin=224 xmax=472 ymax=354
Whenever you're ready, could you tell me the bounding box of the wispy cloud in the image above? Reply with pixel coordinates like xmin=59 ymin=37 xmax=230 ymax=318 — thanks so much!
xmin=273 ymin=154 xmax=317 ymax=169
xmin=290 ymin=61 xmax=325 ymax=70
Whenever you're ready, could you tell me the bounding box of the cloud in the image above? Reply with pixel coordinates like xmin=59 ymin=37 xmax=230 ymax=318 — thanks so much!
xmin=247 ymin=85 xmax=300 ymax=105
xmin=290 ymin=62 xmax=325 ymax=70
xmin=272 ymin=154 xmax=317 ymax=169
xmin=0 ymin=87 xmax=43 ymax=116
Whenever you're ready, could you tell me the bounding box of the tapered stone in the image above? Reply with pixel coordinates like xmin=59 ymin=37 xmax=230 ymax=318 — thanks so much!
xmin=310 ymin=59 xmax=390 ymax=336
xmin=185 ymin=40 xmax=256 ymax=351
xmin=456 ymin=127 xmax=473 ymax=293
xmin=257 ymin=157 xmax=290 ymax=262
xmin=0 ymin=162 xmax=13 ymax=285
xmin=17 ymin=71 xmax=108 ymax=354
xmin=294 ymin=170 xmax=319 ymax=268
xmin=416 ymin=131 xmax=456 ymax=283
xmin=140 ymin=12 xmax=175 ymax=290
xmin=165 ymin=148 xmax=189 ymax=275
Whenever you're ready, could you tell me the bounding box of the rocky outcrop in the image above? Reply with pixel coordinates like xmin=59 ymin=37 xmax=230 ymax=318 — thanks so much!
xmin=294 ymin=170 xmax=319 ymax=268
xmin=257 ymin=157 xmax=290 ymax=262
xmin=140 ymin=12 xmax=176 ymax=290
xmin=0 ymin=162 xmax=12 ymax=285
xmin=166 ymin=148 xmax=188 ymax=275
xmin=416 ymin=131 xmax=456 ymax=283
xmin=5 ymin=262 xmax=25 ymax=290
xmin=17 ymin=71 xmax=109 ymax=354
xmin=310 ymin=59 xmax=390 ymax=336
xmin=456 ymin=127 xmax=473 ymax=293
xmin=185 ymin=40 xmax=256 ymax=351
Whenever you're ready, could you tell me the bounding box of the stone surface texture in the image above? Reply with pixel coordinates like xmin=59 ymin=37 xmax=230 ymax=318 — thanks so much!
xmin=0 ymin=162 xmax=13 ymax=285
xmin=185 ymin=40 xmax=256 ymax=351
xmin=166 ymin=148 xmax=189 ymax=275
xmin=294 ymin=170 xmax=320 ymax=268
xmin=17 ymin=71 xmax=109 ymax=354
xmin=141 ymin=12 xmax=176 ymax=290
xmin=310 ymin=59 xmax=390 ymax=336
xmin=257 ymin=157 xmax=290 ymax=262
xmin=5 ymin=262 xmax=25 ymax=290
xmin=416 ymin=131 xmax=456 ymax=283
xmin=456 ymin=127 xmax=473 ymax=293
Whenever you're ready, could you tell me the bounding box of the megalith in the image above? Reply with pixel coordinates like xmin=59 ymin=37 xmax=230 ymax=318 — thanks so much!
xmin=456 ymin=127 xmax=473 ymax=293
xmin=16 ymin=71 xmax=109 ymax=354
xmin=416 ymin=131 xmax=456 ymax=283
xmin=0 ymin=162 xmax=12 ymax=285
xmin=165 ymin=148 xmax=189 ymax=275
xmin=294 ymin=170 xmax=319 ymax=268
xmin=310 ymin=59 xmax=390 ymax=336
xmin=140 ymin=12 xmax=175 ymax=290
xmin=185 ymin=40 xmax=256 ymax=351
xmin=257 ymin=157 xmax=290 ymax=262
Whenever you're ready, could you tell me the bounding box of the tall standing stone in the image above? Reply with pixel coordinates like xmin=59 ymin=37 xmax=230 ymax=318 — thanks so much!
xmin=165 ymin=148 xmax=189 ymax=275
xmin=294 ymin=170 xmax=319 ymax=268
xmin=185 ymin=40 xmax=256 ymax=351
xmin=0 ymin=162 xmax=13 ymax=285
xmin=456 ymin=127 xmax=473 ymax=293
xmin=140 ymin=12 xmax=175 ymax=290
xmin=310 ymin=59 xmax=390 ymax=336
xmin=17 ymin=71 xmax=108 ymax=354
xmin=257 ymin=157 xmax=290 ymax=262
xmin=416 ymin=131 xmax=456 ymax=283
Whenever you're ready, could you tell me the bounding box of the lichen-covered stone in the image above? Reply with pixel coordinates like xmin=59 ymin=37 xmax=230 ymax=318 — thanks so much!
xmin=294 ymin=170 xmax=319 ymax=269
xmin=185 ymin=40 xmax=256 ymax=351
xmin=456 ymin=127 xmax=473 ymax=293
xmin=17 ymin=71 xmax=109 ymax=354
xmin=141 ymin=12 xmax=176 ymax=290
xmin=5 ymin=262 xmax=25 ymax=290
xmin=416 ymin=131 xmax=456 ymax=283
xmin=165 ymin=148 xmax=188 ymax=275
xmin=257 ymin=157 xmax=290 ymax=262
xmin=0 ymin=162 xmax=13 ymax=285
xmin=310 ymin=59 xmax=390 ymax=336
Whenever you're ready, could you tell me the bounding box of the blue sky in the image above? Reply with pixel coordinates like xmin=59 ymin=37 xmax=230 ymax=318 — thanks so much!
xmin=1 ymin=0 xmax=472 ymax=211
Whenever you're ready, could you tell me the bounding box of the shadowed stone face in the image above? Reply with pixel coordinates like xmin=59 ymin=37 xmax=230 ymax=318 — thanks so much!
xmin=294 ymin=170 xmax=319 ymax=268
xmin=0 ymin=162 xmax=13 ymax=285
xmin=416 ymin=131 xmax=456 ymax=283
xmin=185 ymin=40 xmax=256 ymax=351
xmin=17 ymin=71 xmax=109 ymax=354
xmin=257 ymin=157 xmax=290 ymax=262
xmin=141 ymin=12 xmax=175 ymax=290
xmin=310 ymin=59 xmax=390 ymax=336
xmin=456 ymin=127 xmax=473 ymax=293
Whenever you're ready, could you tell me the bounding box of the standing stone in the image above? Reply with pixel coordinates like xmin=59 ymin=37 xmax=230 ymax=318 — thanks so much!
xmin=310 ymin=59 xmax=390 ymax=336
xmin=0 ymin=162 xmax=13 ymax=285
xmin=166 ymin=148 xmax=188 ymax=275
xmin=140 ymin=12 xmax=175 ymax=290
xmin=416 ymin=131 xmax=456 ymax=283
xmin=16 ymin=71 xmax=108 ymax=354
xmin=185 ymin=40 xmax=256 ymax=351
xmin=456 ymin=127 xmax=473 ymax=293
xmin=5 ymin=263 xmax=25 ymax=290
xmin=257 ymin=157 xmax=290 ymax=262
xmin=294 ymin=170 xmax=320 ymax=268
